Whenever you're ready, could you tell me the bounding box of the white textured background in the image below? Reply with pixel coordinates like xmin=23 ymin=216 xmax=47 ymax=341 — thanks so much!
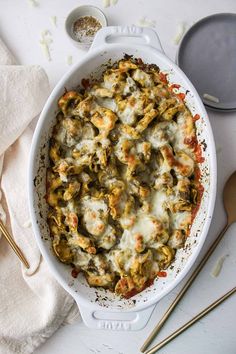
xmin=1 ymin=1 xmax=236 ymax=353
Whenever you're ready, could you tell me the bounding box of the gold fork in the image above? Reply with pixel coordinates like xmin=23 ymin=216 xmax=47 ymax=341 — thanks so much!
xmin=0 ymin=220 xmax=29 ymax=268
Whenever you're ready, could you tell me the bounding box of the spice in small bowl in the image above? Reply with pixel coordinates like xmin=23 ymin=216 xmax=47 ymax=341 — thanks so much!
xmin=65 ymin=6 xmax=107 ymax=48
xmin=73 ymin=16 xmax=102 ymax=44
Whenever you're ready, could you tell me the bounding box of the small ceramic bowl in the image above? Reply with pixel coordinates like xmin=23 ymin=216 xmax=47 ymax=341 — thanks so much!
xmin=65 ymin=5 xmax=107 ymax=49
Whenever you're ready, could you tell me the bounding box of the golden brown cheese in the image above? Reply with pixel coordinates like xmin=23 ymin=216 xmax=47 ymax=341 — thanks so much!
xmin=46 ymin=56 xmax=203 ymax=298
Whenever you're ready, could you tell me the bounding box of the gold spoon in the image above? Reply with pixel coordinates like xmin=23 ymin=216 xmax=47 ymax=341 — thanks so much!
xmin=141 ymin=170 xmax=236 ymax=352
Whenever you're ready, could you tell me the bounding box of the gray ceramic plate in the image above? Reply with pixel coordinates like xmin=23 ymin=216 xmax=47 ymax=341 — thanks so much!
xmin=176 ymin=13 xmax=236 ymax=111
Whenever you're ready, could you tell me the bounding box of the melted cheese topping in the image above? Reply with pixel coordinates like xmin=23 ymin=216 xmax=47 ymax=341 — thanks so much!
xmin=47 ymin=57 xmax=202 ymax=298
xmin=151 ymin=190 xmax=169 ymax=224
xmin=81 ymin=197 xmax=108 ymax=236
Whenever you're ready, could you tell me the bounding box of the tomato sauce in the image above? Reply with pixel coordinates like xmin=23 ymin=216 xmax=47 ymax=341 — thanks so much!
xmin=124 ymin=278 xmax=155 ymax=299
xmin=184 ymin=136 xmax=205 ymax=164
xmin=157 ymin=271 xmax=167 ymax=277
xmin=193 ymin=113 xmax=200 ymax=122
xmin=170 ymin=83 xmax=181 ymax=90
xmin=177 ymin=92 xmax=186 ymax=101
xmin=159 ymin=72 xmax=168 ymax=84
xmin=71 ymin=268 xmax=79 ymax=278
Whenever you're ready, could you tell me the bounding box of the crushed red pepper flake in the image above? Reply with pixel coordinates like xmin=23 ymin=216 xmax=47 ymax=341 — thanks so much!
xmin=170 ymin=83 xmax=181 ymax=90
xmin=193 ymin=113 xmax=200 ymax=122
xmin=157 ymin=271 xmax=167 ymax=277
xmin=159 ymin=72 xmax=168 ymax=84
xmin=177 ymin=92 xmax=186 ymax=101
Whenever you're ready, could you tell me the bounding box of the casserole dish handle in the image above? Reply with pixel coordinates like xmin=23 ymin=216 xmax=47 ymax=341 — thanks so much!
xmin=77 ymin=302 xmax=156 ymax=331
xmin=90 ymin=25 xmax=164 ymax=53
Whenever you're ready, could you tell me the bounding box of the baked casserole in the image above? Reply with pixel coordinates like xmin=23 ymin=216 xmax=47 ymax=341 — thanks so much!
xmin=46 ymin=56 xmax=203 ymax=298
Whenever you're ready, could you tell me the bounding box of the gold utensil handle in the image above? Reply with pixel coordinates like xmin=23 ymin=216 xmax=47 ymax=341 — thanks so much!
xmin=145 ymin=286 xmax=236 ymax=354
xmin=141 ymin=223 xmax=229 ymax=352
xmin=0 ymin=220 xmax=30 ymax=269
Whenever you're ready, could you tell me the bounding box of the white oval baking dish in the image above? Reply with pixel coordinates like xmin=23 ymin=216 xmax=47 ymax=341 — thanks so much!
xmin=28 ymin=26 xmax=217 ymax=331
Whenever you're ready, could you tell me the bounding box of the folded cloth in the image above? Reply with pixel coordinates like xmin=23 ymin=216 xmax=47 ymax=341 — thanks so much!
xmin=0 ymin=38 xmax=80 ymax=354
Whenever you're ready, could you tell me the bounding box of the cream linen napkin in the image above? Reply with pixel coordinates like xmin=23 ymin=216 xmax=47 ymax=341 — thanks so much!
xmin=0 ymin=38 xmax=80 ymax=354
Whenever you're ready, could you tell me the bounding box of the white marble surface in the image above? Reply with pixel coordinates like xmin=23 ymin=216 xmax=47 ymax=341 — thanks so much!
xmin=1 ymin=1 xmax=236 ymax=353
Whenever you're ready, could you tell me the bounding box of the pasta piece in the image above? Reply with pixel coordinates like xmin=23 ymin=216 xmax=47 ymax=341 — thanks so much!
xmin=91 ymin=108 xmax=117 ymax=138
xmin=160 ymin=145 xmax=194 ymax=177
xmin=58 ymin=91 xmax=83 ymax=116
xmin=168 ymin=229 xmax=186 ymax=249
xmin=136 ymin=109 xmax=158 ymax=132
